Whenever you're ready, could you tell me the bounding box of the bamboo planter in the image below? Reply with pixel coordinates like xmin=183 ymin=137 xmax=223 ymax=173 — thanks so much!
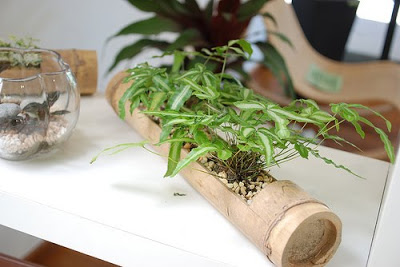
xmin=106 ymin=72 xmax=342 ymax=267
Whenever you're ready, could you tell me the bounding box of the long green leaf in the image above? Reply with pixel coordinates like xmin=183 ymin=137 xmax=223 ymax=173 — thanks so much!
xmin=167 ymin=85 xmax=192 ymax=111
xmin=256 ymin=130 xmax=274 ymax=166
xmin=109 ymin=39 xmax=170 ymax=71
xmin=118 ymin=80 xmax=146 ymax=119
xmin=126 ymin=0 xmax=161 ymax=12
xmin=114 ymin=16 xmax=181 ymax=37
xmin=149 ymin=91 xmax=167 ymax=111
xmin=164 ymin=129 xmax=185 ymax=177
xmin=169 ymin=144 xmax=218 ymax=177
xmin=358 ymin=117 xmax=395 ymax=163
xmin=237 ymin=0 xmax=269 ymax=21
xmin=268 ymin=31 xmax=293 ymax=48
xmin=260 ymin=12 xmax=277 ymax=27
xmin=90 ymin=140 xmax=149 ymax=164
xmin=347 ymin=103 xmax=392 ymax=131
xmin=167 ymin=29 xmax=201 ymax=51
xmin=204 ymin=0 xmax=214 ymax=22
xmin=233 ymin=100 xmax=265 ymax=110
xmin=310 ymin=149 xmax=362 ymax=178
xmin=256 ymin=42 xmax=296 ymax=99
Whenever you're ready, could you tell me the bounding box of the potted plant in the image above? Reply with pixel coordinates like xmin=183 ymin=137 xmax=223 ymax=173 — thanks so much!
xmin=108 ymin=0 xmax=296 ymax=99
xmin=96 ymin=40 xmax=394 ymax=267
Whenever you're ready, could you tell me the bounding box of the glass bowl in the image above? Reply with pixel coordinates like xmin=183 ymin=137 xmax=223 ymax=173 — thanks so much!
xmin=0 ymin=48 xmax=80 ymax=160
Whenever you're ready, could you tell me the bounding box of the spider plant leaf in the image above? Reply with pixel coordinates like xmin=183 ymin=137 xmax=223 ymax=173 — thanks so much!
xmin=149 ymin=91 xmax=167 ymax=111
xmin=374 ymin=128 xmax=395 ymax=163
xmin=309 ymin=110 xmax=335 ymax=123
xmin=114 ymin=16 xmax=181 ymax=37
xmin=129 ymin=95 xmax=141 ymax=114
xmin=167 ymin=85 xmax=192 ymax=111
xmin=233 ymin=100 xmax=265 ymax=110
xmin=310 ymin=149 xmax=362 ymax=178
xmin=152 ymin=75 xmax=171 ymax=91
xmin=118 ymin=80 xmax=146 ymax=119
xmin=167 ymin=29 xmax=201 ymax=51
xmin=256 ymin=130 xmax=273 ymax=166
xmin=172 ymin=51 xmax=185 ymax=74
xmin=90 ymin=140 xmax=149 ymax=164
xmin=159 ymin=125 xmax=173 ymax=143
xmin=358 ymin=117 xmax=395 ymax=163
xmin=350 ymin=121 xmax=365 ymax=139
xmin=237 ymin=0 xmax=269 ymax=21
xmin=340 ymin=107 xmax=360 ymax=122
xmin=193 ymin=129 xmax=210 ymax=144
xmin=294 ymin=143 xmax=309 ymax=159
xmin=169 ymin=144 xmax=218 ymax=177
xmin=164 ymin=129 xmax=185 ymax=177
xmin=109 ymin=39 xmax=170 ymax=72
xmin=228 ymin=39 xmax=253 ymax=59
xmin=240 ymin=127 xmax=256 ymax=138
xmin=270 ymin=107 xmax=324 ymax=126
xmin=347 ymin=103 xmax=392 ymax=131
xmin=126 ymin=0 xmax=161 ymax=12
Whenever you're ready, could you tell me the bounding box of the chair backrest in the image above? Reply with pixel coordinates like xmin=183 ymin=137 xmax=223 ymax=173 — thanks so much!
xmin=262 ymin=0 xmax=400 ymax=110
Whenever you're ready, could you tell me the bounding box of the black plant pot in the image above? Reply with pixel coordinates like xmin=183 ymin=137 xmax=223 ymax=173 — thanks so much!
xmin=292 ymin=0 xmax=359 ymax=61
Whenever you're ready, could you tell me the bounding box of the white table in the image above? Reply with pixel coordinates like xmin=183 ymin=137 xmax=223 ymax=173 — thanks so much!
xmin=0 ymin=95 xmax=391 ymax=267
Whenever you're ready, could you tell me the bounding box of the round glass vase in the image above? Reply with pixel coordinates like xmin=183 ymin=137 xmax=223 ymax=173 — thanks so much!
xmin=0 ymin=48 xmax=80 ymax=160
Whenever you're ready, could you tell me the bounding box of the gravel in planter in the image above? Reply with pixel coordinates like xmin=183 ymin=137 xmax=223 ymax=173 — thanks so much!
xmin=197 ymin=152 xmax=276 ymax=204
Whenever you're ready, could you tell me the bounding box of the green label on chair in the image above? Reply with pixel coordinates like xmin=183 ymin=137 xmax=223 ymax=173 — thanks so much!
xmin=306 ymin=64 xmax=342 ymax=93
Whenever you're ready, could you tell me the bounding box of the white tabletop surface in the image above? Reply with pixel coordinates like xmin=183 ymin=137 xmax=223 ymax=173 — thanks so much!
xmin=0 ymin=94 xmax=391 ymax=267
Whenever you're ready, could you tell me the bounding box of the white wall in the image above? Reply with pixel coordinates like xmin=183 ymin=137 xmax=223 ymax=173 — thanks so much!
xmin=1 ymin=0 xmax=399 ymax=94
xmin=0 ymin=0 xmax=162 ymax=92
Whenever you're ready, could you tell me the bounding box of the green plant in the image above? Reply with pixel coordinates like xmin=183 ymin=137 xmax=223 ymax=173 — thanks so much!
xmin=109 ymin=0 xmax=296 ymax=98
xmin=93 ymin=40 xmax=394 ymax=180
xmin=0 ymin=36 xmax=41 ymax=70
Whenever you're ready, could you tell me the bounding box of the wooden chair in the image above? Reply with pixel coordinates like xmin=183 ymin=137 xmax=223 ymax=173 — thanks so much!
xmin=249 ymin=0 xmax=400 ymax=161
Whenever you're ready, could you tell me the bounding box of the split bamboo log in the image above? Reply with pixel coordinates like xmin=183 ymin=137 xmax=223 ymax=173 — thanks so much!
xmin=56 ymin=49 xmax=97 ymax=95
xmin=106 ymin=72 xmax=342 ymax=267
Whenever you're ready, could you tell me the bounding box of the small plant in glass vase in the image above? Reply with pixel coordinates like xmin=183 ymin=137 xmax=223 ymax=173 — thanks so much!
xmin=0 ymin=36 xmax=41 ymax=72
xmin=109 ymin=0 xmax=296 ymax=98
xmin=97 ymin=40 xmax=394 ymax=267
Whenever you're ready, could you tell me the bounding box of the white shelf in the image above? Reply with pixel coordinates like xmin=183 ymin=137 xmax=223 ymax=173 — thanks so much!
xmin=0 ymin=94 xmax=390 ymax=267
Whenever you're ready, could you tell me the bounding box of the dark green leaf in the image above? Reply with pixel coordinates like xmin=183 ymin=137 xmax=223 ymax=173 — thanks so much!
xmin=260 ymin=12 xmax=277 ymax=27
xmin=167 ymin=29 xmax=201 ymax=51
xmin=126 ymin=0 xmax=161 ymax=12
xmin=268 ymin=31 xmax=293 ymax=48
xmin=114 ymin=16 xmax=181 ymax=37
xmin=109 ymin=39 xmax=170 ymax=72
xmin=256 ymin=42 xmax=296 ymax=99
xmin=238 ymin=0 xmax=269 ymax=21
xmin=204 ymin=0 xmax=214 ymax=22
